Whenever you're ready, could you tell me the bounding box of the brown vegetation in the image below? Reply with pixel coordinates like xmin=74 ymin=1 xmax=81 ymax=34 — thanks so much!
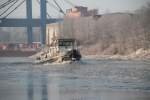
xmin=59 ymin=4 xmax=150 ymax=58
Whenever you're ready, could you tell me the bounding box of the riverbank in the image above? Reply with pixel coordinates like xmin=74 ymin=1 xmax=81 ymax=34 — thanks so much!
xmin=0 ymin=50 xmax=37 ymax=57
xmin=31 ymin=48 xmax=150 ymax=61
xmin=83 ymin=49 xmax=150 ymax=61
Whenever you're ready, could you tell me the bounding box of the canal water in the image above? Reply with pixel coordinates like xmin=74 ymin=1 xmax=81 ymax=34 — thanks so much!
xmin=0 ymin=57 xmax=150 ymax=100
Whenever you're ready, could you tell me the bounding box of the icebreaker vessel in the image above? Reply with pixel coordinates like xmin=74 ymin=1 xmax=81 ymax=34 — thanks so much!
xmin=35 ymin=39 xmax=81 ymax=64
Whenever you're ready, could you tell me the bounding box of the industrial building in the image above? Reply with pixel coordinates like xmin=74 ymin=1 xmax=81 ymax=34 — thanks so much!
xmin=46 ymin=23 xmax=61 ymax=46
xmin=66 ymin=6 xmax=99 ymax=18
xmin=46 ymin=6 xmax=100 ymax=46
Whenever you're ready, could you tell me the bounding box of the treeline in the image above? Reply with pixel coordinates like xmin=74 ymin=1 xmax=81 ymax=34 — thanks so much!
xmin=59 ymin=4 xmax=150 ymax=55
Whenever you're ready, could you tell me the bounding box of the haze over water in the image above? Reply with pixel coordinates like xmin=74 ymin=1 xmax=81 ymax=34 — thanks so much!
xmin=0 ymin=57 xmax=150 ymax=100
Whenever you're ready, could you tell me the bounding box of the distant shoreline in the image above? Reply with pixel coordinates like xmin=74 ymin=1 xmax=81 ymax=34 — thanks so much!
xmin=1 ymin=49 xmax=150 ymax=61
xmin=0 ymin=50 xmax=37 ymax=57
xmin=80 ymin=48 xmax=150 ymax=61
xmin=83 ymin=55 xmax=149 ymax=60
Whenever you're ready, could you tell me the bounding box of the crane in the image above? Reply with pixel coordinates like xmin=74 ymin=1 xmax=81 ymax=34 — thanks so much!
xmin=63 ymin=0 xmax=75 ymax=7
xmin=0 ymin=0 xmax=76 ymax=44
xmin=0 ymin=0 xmax=62 ymax=44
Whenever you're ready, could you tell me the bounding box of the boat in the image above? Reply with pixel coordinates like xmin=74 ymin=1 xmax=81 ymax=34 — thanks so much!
xmin=35 ymin=38 xmax=81 ymax=64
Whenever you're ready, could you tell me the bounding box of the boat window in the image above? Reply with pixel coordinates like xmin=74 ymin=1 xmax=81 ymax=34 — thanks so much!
xmin=58 ymin=41 xmax=73 ymax=46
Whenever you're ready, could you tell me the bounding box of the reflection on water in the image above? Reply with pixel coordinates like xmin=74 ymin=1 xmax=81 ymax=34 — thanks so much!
xmin=27 ymin=69 xmax=61 ymax=100
xmin=41 ymin=73 xmax=48 ymax=100
xmin=0 ymin=57 xmax=150 ymax=100
xmin=27 ymin=71 xmax=34 ymax=100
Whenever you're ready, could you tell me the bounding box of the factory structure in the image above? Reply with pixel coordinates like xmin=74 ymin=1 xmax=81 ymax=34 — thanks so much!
xmin=66 ymin=6 xmax=99 ymax=18
xmin=0 ymin=5 xmax=100 ymax=50
xmin=46 ymin=23 xmax=60 ymax=46
xmin=0 ymin=0 xmax=100 ymax=46
xmin=0 ymin=0 xmax=100 ymax=57
xmin=46 ymin=6 xmax=100 ymax=46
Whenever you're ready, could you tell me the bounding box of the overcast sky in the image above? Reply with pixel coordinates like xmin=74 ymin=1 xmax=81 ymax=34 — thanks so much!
xmin=0 ymin=0 xmax=150 ymax=18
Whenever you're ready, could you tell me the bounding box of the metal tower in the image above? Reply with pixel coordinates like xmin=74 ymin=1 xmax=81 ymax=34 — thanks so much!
xmin=26 ymin=0 xmax=47 ymax=44
xmin=26 ymin=0 xmax=33 ymax=44
xmin=0 ymin=0 xmax=63 ymax=45
xmin=40 ymin=0 xmax=47 ymax=45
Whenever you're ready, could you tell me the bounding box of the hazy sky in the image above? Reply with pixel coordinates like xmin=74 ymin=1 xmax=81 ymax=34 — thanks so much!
xmin=0 ymin=0 xmax=150 ymax=18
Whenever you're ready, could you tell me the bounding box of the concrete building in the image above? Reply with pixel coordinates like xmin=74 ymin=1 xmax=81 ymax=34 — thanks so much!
xmin=46 ymin=23 xmax=60 ymax=46
xmin=66 ymin=6 xmax=99 ymax=18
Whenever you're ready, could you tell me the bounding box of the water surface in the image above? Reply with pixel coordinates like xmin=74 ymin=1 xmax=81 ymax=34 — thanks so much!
xmin=0 ymin=57 xmax=150 ymax=100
